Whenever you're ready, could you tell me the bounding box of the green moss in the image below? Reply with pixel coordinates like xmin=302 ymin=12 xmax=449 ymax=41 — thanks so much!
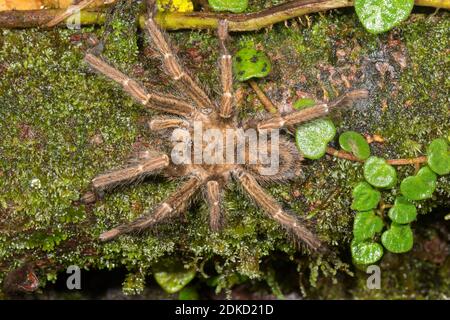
xmin=0 ymin=4 xmax=448 ymax=298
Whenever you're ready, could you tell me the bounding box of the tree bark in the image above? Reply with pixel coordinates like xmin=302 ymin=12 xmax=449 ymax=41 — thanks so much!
xmin=0 ymin=0 xmax=448 ymax=30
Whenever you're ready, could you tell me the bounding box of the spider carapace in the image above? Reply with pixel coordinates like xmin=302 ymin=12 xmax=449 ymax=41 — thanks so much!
xmin=81 ymin=1 xmax=368 ymax=252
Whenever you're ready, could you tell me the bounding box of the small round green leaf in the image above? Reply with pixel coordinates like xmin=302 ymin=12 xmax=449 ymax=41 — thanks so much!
xmin=381 ymin=223 xmax=414 ymax=253
xmin=427 ymin=138 xmax=450 ymax=175
xmin=354 ymin=0 xmax=414 ymax=34
xmin=154 ymin=267 xmax=196 ymax=294
xmin=339 ymin=131 xmax=371 ymax=160
xmin=295 ymin=119 xmax=336 ymax=160
xmin=363 ymin=156 xmax=397 ymax=189
xmin=353 ymin=210 xmax=384 ymax=242
xmin=351 ymin=240 xmax=384 ymax=265
xmin=388 ymin=196 xmax=417 ymax=224
xmin=351 ymin=182 xmax=381 ymax=211
xmin=400 ymin=166 xmax=437 ymax=201
xmin=233 ymin=48 xmax=271 ymax=82
xmin=293 ymin=98 xmax=316 ymax=110
xmin=208 ymin=0 xmax=248 ymax=13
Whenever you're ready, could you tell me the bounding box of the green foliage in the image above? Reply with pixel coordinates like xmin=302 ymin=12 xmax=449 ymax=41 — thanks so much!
xmin=208 ymin=0 xmax=248 ymax=13
xmin=388 ymin=196 xmax=417 ymax=224
xmin=153 ymin=266 xmax=197 ymax=294
xmin=353 ymin=211 xmax=384 ymax=242
xmin=122 ymin=272 xmax=146 ymax=295
xmin=351 ymin=182 xmax=381 ymax=211
xmin=233 ymin=47 xmax=271 ymax=81
xmin=351 ymin=240 xmax=384 ymax=265
xmin=293 ymin=97 xmax=336 ymax=160
xmin=363 ymin=156 xmax=397 ymax=189
xmin=295 ymin=119 xmax=336 ymax=160
xmin=427 ymin=138 xmax=450 ymax=175
xmin=1 ymin=5 xmax=449 ymax=299
xmin=381 ymin=223 xmax=414 ymax=253
xmin=400 ymin=166 xmax=437 ymax=201
xmin=354 ymin=0 xmax=414 ymax=34
xmin=339 ymin=131 xmax=371 ymax=160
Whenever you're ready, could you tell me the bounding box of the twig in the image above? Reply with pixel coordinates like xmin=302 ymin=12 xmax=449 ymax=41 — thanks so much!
xmin=326 ymin=147 xmax=363 ymax=162
xmin=0 ymin=0 xmax=448 ymax=29
xmin=45 ymin=0 xmax=97 ymax=28
xmin=248 ymin=80 xmax=278 ymax=113
xmin=326 ymin=146 xmax=428 ymax=166
xmin=386 ymin=156 xmax=428 ymax=165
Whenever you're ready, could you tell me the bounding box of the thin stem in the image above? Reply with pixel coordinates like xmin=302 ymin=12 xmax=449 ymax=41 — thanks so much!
xmin=0 ymin=0 xmax=447 ymax=29
xmin=144 ymin=0 xmax=450 ymax=31
xmin=326 ymin=147 xmax=363 ymax=162
xmin=326 ymin=147 xmax=428 ymax=166
xmin=386 ymin=156 xmax=428 ymax=165
xmin=248 ymin=80 xmax=278 ymax=114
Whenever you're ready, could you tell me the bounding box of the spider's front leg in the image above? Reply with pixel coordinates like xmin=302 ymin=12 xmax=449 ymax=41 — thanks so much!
xmin=145 ymin=0 xmax=213 ymax=114
xmin=245 ymin=89 xmax=369 ymax=131
xmin=217 ymin=20 xmax=234 ymax=119
xmin=84 ymin=53 xmax=200 ymax=118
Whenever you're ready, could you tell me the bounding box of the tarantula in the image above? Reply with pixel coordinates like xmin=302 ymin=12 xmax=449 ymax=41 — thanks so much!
xmin=80 ymin=1 xmax=367 ymax=252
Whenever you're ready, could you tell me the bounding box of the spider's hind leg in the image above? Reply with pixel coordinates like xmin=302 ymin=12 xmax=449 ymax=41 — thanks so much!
xmin=205 ymin=180 xmax=225 ymax=232
xmin=233 ymin=168 xmax=322 ymax=251
xmin=99 ymin=174 xmax=205 ymax=241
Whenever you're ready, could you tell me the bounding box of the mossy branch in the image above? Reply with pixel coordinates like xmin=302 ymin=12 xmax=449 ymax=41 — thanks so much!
xmin=0 ymin=0 xmax=448 ymax=29
xmin=326 ymin=147 xmax=428 ymax=166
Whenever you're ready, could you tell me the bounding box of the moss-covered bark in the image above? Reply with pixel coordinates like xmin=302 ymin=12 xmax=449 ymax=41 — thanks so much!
xmin=0 ymin=1 xmax=448 ymax=299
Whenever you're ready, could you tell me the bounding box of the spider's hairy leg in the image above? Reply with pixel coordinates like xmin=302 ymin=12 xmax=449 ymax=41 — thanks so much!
xmin=84 ymin=53 xmax=198 ymax=118
xmin=90 ymin=154 xmax=170 ymax=193
xmin=233 ymin=168 xmax=322 ymax=251
xmin=206 ymin=180 xmax=224 ymax=232
xmin=218 ymin=20 xmax=234 ymax=119
xmin=145 ymin=4 xmax=213 ymax=112
xmin=99 ymin=175 xmax=204 ymax=241
xmin=149 ymin=117 xmax=190 ymax=131
xmin=249 ymin=89 xmax=369 ymax=131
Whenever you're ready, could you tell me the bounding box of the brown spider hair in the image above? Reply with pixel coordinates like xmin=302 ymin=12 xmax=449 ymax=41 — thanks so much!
xmin=81 ymin=0 xmax=368 ymax=252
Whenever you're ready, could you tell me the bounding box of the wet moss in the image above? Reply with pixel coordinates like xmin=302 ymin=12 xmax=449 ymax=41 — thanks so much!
xmin=0 ymin=4 xmax=448 ymax=298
